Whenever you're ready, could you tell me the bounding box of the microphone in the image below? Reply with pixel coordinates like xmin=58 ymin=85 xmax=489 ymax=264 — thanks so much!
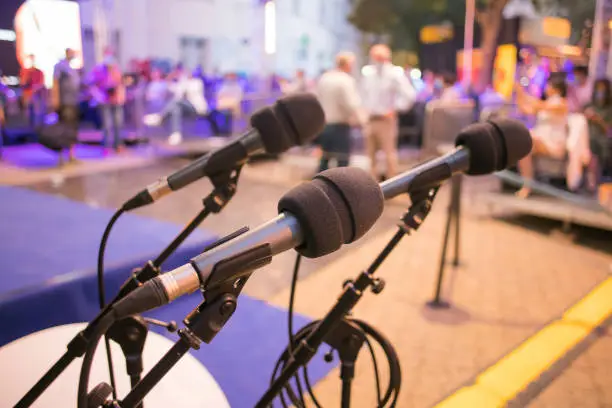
xmin=122 ymin=93 xmax=326 ymax=211
xmin=112 ymin=167 xmax=384 ymax=318
xmin=380 ymin=118 xmax=532 ymax=199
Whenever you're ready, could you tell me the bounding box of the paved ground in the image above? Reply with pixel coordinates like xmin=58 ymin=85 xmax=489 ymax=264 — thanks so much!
xmin=531 ymin=332 xmax=612 ymax=408
xmin=3 ymin=150 xmax=612 ymax=407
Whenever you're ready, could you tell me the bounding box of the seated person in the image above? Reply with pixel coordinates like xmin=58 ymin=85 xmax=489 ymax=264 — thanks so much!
xmin=515 ymin=75 xmax=569 ymax=198
xmin=584 ymin=78 xmax=612 ymax=191
xmin=437 ymin=72 xmax=463 ymax=103
xmin=144 ymin=65 xmax=207 ymax=145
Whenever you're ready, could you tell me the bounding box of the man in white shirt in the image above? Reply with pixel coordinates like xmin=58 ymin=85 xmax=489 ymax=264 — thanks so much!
xmin=315 ymin=52 xmax=364 ymax=172
xmin=361 ymin=44 xmax=416 ymax=180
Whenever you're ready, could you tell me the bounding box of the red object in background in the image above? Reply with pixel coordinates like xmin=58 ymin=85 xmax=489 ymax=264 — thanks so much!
xmin=20 ymin=67 xmax=44 ymax=99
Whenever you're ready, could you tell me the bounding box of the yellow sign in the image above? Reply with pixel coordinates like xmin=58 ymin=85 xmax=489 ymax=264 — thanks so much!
xmin=542 ymin=17 xmax=570 ymax=39
xmin=420 ymin=24 xmax=454 ymax=44
xmin=456 ymin=44 xmax=517 ymax=99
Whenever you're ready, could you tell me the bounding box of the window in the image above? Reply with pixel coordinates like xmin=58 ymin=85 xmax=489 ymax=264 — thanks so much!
xmin=320 ymin=0 xmax=325 ymax=24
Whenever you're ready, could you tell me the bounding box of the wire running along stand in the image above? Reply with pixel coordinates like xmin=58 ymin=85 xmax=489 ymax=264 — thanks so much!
xmin=258 ymin=187 xmax=440 ymax=408
xmin=16 ymin=166 xmax=246 ymax=408
xmin=427 ymin=174 xmax=462 ymax=309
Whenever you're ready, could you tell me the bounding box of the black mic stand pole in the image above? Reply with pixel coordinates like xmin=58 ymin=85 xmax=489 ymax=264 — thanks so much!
xmin=256 ymin=187 xmax=439 ymax=408
xmin=16 ymin=167 xmax=246 ymax=408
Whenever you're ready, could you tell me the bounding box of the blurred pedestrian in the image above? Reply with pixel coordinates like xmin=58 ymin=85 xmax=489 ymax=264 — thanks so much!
xmin=361 ymin=44 xmax=416 ymax=180
xmin=20 ymin=54 xmax=46 ymax=128
xmin=315 ymin=51 xmax=364 ymax=172
xmin=51 ymin=48 xmax=80 ymax=163
xmin=90 ymin=48 xmax=125 ymax=152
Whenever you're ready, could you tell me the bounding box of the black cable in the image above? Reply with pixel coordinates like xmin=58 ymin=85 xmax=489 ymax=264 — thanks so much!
xmin=363 ymin=334 xmax=382 ymax=406
xmin=302 ymin=364 xmax=322 ymax=408
xmin=270 ymin=318 xmax=401 ymax=408
xmin=278 ymin=253 xmax=306 ymax=408
xmin=96 ymin=208 xmax=125 ymax=400
xmin=287 ymin=253 xmax=306 ymax=408
xmin=287 ymin=253 xmax=301 ymax=354
xmin=77 ymin=311 xmax=117 ymax=408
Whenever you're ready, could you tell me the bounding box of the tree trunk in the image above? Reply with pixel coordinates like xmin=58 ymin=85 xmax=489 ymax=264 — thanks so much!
xmin=475 ymin=0 xmax=509 ymax=92
xmin=476 ymin=19 xmax=501 ymax=92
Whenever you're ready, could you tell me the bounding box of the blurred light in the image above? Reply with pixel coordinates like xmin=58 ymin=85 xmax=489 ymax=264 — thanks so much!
xmin=420 ymin=25 xmax=453 ymax=44
xmin=2 ymin=76 xmax=19 ymax=86
xmin=410 ymin=68 xmax=421 ymax=80
xmin=0 ymin=29 xmax=16 ymax=42
xmin=542 ymin=17 xmax=570 ymax=39
xmin=264 ymin=1 xmax=276 ymax=55
xmin=503 ymin=0 xmax=537 ymax=19
xmin=15 ymin=0 xmax=83 ymax=88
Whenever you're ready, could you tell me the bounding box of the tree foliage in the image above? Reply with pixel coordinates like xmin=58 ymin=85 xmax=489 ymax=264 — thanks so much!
xmin=348 ymin=0 xmax=595 ymax=87
xmin=349 ymin=0 xmax=596 ymax=49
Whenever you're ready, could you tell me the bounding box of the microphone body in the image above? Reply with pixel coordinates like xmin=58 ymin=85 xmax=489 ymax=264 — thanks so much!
xmin=380 ymin=147 xmax=470 ymax=200
xmin=122 ymin=93 xmax=326 ymax=211
xmin=123 ymin=128 xmax=265 ymax=211
xmin=156 ymin=213 xmax=302 ymax=303
xmin=381 ymin=118 xmax=533 ymax=199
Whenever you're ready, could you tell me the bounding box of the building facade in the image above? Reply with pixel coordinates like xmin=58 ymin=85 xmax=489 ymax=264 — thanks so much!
xmin=79 ymin=0 xmax=361 ymax=77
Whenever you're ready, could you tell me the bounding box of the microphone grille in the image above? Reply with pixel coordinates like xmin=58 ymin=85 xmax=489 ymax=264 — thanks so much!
xmin=455 ymin=122 xmax=500 ymax=175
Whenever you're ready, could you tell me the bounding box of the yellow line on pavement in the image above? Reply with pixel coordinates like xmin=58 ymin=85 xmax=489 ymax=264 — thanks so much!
xmin=434 ymin=277 xmax=612 ymax=408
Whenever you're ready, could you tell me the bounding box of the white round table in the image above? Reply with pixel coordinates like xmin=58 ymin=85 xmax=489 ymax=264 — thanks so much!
xmin=0 ymin=323 xmax=230 ymax=408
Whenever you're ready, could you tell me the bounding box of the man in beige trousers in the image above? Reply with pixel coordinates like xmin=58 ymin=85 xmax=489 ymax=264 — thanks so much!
xmin=361 ymin=44 xmax=416 ymax=180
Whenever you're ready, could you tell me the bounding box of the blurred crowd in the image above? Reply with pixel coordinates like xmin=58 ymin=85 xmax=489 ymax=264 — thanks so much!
xmin=1 ymin=44 xmax=611 ymax=194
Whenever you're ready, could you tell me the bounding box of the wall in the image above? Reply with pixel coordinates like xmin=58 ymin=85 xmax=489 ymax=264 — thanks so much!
xmin=79 ymin=0 xmax=360 ymax=77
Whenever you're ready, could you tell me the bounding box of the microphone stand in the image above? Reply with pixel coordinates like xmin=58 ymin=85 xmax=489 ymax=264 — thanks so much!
xmin=256 ymin=187 xmax=439 ymax=408
xmin=93 ymin=241 xmax=275 ymax=408
xmin=16 ymin=167 xmax=247 ymax=408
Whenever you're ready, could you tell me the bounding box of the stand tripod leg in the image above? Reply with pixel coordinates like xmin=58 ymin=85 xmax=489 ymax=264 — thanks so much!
xmin=106 ymin=316 xmax=148 ymax=408
xmin=427 ymin=186 xmax=454 ymax=308
xmin=341 ymin=373 xmax=352 ymax=408
xmin=452 ymin=174 xmax=462 ymax=267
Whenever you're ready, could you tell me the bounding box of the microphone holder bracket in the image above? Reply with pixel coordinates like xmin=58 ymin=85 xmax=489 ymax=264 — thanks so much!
xmin=107 ymin=244 xmax=274 ymax=408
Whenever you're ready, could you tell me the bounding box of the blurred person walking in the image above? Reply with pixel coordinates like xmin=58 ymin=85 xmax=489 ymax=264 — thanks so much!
xmin=51 ymin=48 xmax=80 ymax=163
xmin=20 ymin=54 xmax=45 ymax=128
xmin=90 ymin=48 xmax=126 ymax=152
xmin=361 ymin=44 xmax=416 ymax=180
xmin=315 ymin=52 xmax=364 ymax=172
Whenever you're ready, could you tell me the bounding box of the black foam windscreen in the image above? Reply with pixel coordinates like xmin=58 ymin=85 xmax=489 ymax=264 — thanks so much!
xmin=314 ymin=167 xmax=384 ymax=243
xmin=274 ymin=93 xmax=326 ymax=145
xmin=278 ymin=181 xmax=344 ymax=258
xmin=487 ymin=118 xmax=533 ymax=169
xmin=455 ymin=123 xmax=499 ymax=175
xmin=249 ymin=106 xmax=293 ymax=154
